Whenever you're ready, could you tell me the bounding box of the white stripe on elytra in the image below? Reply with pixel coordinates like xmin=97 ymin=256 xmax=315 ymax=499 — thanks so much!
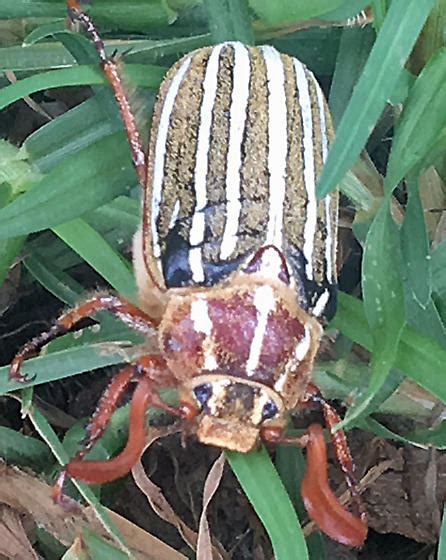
xmin=261 ymin=46 xmax=288 ymax=249
xmin=246 ymin=285 xmax=276 ymax=376
xmin=313 ymin=77 xmax=334 ymax=285
xmin=151 ymin=57 xmax=191 ymax=260
xmin=191 ymin=298 xmax=218 ymax=370
xmin=220 ymin=43 xmax=251 ymax=260
xmin=294 ymin=60 xmax=316 ymax=280
xmin=312 ymin=289 xmax=330 ymax=318
xmin=189 ymin=44 xmax=224 ymax=283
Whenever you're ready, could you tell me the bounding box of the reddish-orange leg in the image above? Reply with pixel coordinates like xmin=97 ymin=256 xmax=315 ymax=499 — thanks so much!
xmin=9 ymin=294 xmax=159 ymax=382
xmin=67 ymin=0 xmax=146 ymax=187
xmin=261 ymin=386 xmax=367 ymax=547
xmin=66 ymin=1 xmax=164 ymax=291
xmin=53 ymin=355 xmax=184 ymax=505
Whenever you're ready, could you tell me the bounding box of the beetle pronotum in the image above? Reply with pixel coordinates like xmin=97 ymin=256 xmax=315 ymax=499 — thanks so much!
xmin=9 ymin=0 xmax=368 ymax=548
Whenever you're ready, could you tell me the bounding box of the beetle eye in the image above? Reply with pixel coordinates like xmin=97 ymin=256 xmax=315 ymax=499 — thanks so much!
xmin=193 ymin=383 xmax=213 ymax=407
xmin=262 ymin=400 xmax=278 ymax=420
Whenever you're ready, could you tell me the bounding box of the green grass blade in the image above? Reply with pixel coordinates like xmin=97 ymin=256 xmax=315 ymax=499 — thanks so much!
xmin=25 ymin=93 xmax=127 ymax=171
xmin=248 ymin=0 xmax=368 ymax=24
xmin=321 ymin=0 xmax=370 ymax=21
xmin=342 ymin=202 xmax=405 ymax=426
xmin=53 ymin=219 xmax=136 ymax=301
xmin=227 ymin=448 xmax=309 ymax=560
xmin=332 ymin=293 xmax=446 ymax=405
xmin=0 ymin=343 xmax=134 ymax=394
xmin=27 ymin=405 xmax=132 ymax=557
xmin=401 ymin=178 xmax=431 ymax=307
xmin=82 ymin=531 xmax=128 ymax=560
xmin=0 ymin=0 xmax=173 ymax=30
xmin=317 ymin=0 xmax=435 ymax=198
xmin=25 ymin=253 xmax=83 ymax=305
xmin=385 ymin=48 xmax=446 ymax=192
xmin=0 ymin=64 xmax=165 ymax=111
xmin=0 ymin=426 xmax=52 ymax=468
xmin=0 ymin=132 xmax=135 ymax=240
xmin=204 ymin=0 xmax=254 ymax=44
xmin=329 ymin=26 xmax=375 ymax=126
xmin=432 ymin=239 xmax=446 ymax=299
xmin=440 ymin=506 xmax=446 ymax=559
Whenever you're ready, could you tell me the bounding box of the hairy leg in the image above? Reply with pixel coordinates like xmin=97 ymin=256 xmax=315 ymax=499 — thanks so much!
xmin=67 ymin=0 xmax=146 ymax=186
xmin=10 ymin=294 xmax=159 ymax=382
xmin=261 ymin=389 xmax=368 ymax=547
xmin=54 ymin=355 xmax=184 ymax=503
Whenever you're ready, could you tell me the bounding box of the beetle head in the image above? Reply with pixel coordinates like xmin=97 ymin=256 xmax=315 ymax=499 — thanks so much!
xmin=159 ymin=246 xmax=322 ymax=451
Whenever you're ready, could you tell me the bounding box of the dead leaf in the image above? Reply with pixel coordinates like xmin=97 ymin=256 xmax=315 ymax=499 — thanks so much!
xmin=132 ymin=427 xmax=226 ymax=560
xmin=197 ymin=452 xmax=225 ymax=560
xmin=0 ymin=504 xmax=38 ymax=560
xmin=0 ymin=462 xmax=185 ymax=560
xmin=63 ymin=536 xmax=89 ymax=560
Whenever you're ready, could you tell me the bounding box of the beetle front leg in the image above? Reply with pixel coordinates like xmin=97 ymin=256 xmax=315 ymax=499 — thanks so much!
xmin=10 ymin=294 xmax=159 ymax=382
xmin=67 ymin=0 xmax=146 ymax=186
xmin=261 ymin=418 xmax=367 ymax=547
xmin=54 ymin=355 xmax=184 ymax=503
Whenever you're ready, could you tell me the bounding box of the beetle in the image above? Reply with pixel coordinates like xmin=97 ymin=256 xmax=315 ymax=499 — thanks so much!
xmin=9 ymin=0 xmax=368 ymax=548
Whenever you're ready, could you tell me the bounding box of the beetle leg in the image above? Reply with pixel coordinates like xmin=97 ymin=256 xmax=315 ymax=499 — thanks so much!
xmin=301 ymin=424 xmax=368 ymax=547
xmin=10 ymin=294 xmax=159 ymax=382
xmin=54 ymin=355 xmax=183 ymax=503
xmin=300 ymin=384 xmax=368 ymax=546
xmin=303 ymin=383 xmax=365 ymax=520
xmin=261 ymin=419 xmax=367 ymax=546
xmin=67 ymin=0 xmax=146 ymax=187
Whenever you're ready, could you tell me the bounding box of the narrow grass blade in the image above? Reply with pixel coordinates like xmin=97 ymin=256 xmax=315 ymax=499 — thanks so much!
xmin=227 ymin=447 xmax=309 ymax=560
xmin=0 ymin=343 xmax=136 ymax=394
xmin=385 ymin=48 xmax=446 ymax=192
xmin=401 ymin=178 xmax=431 ymax=307
xmin=342 ymin=202 xmax=405 ymax=426
xmin=28 ymin=406 xmax=132 ymax=557
xmin=329 ymin=26 xmax=375 ymax=126
xmin=321 ymin=0 xmax=370 ymax=21
xmin=53 ymin=219 xmax=136 ymax=301
xmin=0 ymin=132 xmax=135 ymax=240
xmin=0 ymin=426 xmax=51 ymax=468
xmin=204 ymin=0 xmax=254 ymax=44
xmin=82 ymin=531 xmax=128 ymax=560
xmin=0 ymin=64 xmax=165 ymax=111
xmin=248 ymin=0 xmax=368 ymax=24
xmin=332 ymin=293 xmax=446 ymax=405
xmin=25 ymin=254 xmax=83 ymax=306
xmin=317 ymin=0 xmax=435 ymax=198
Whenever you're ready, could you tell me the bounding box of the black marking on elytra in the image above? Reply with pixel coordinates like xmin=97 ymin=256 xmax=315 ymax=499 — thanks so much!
xmin=286 ymin=244 xmax=337 ymax=321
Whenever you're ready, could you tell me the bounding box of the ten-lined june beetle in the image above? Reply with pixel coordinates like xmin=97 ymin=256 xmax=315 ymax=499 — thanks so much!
xmin=9 ymin=0 xmax=368 ymax=548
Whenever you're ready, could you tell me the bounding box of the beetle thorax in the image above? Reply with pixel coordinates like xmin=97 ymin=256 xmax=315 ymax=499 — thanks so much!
xmin=158 ymin=246 xmax=322 ymax=451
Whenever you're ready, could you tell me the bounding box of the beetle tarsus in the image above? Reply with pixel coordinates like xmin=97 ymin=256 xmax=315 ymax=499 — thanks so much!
xmin=301 ymin=424 xmax=368 ymax=547
xmin=304 ymin=383 xmax=366 ymax=521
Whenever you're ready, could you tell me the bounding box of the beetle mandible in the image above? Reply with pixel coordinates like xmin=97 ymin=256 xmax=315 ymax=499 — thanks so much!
xmin=9 ymin=0 xmax=368 ymax=548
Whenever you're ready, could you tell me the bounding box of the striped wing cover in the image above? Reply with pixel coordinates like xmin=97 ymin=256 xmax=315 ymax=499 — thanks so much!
xmin=142 ymin=42 xmax=338 ymax=320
